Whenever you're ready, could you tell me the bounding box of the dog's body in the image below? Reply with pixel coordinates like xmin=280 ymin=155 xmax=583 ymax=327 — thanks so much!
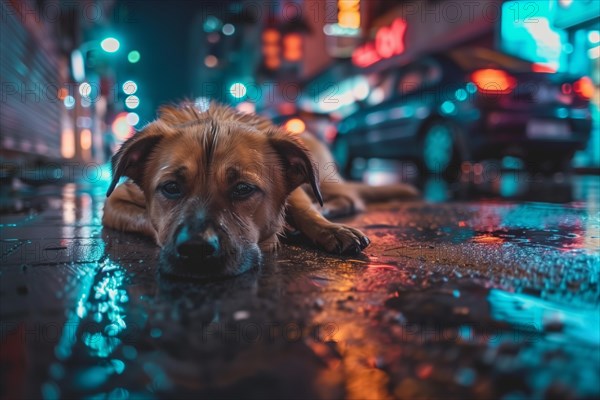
xmin=102 ymin=103 xmax=417 ymax=277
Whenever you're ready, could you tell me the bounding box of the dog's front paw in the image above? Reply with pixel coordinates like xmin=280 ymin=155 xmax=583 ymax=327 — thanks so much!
xmin=313 ymin=223 xmax=370 ymax=255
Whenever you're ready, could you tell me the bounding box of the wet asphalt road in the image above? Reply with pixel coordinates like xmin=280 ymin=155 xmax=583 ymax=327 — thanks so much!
xmin=1 ymin=174 xmax=599 ymax=399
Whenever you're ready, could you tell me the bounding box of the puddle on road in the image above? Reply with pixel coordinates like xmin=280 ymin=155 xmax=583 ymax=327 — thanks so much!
xmin=385 ymin=283 xmax=600 ymax=343
xmin=43 ymin=258 xmax=155 ymax=400
xmin=366 ymin=201 xmax=599 ymax=255
xmin=2 ymin=178 xmax=598 ymax=399
xmin=470 ymin=228 xmax=590 ymax=251
xmin=383 ymin=282 xmax=600 ymax=398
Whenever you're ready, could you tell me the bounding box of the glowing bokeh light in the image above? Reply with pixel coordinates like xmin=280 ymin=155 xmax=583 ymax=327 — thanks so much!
xmin=128 ymin=50 xmax=140 ymax=63
xmin=78 ymin=82 xmax=92 ymax=98
xmin=80 ymin=129 xmax=92 ymax=150
xmin=125 ymin=95 xmax=140 ymax=109
xmin=126 ymin=112 xmax=140 ymax=126
xmin=222 ymin=23 xmax=235 ymax=36
xmin=229 ymin=83 xmax=247 ymax=98
xmin=61 ymin=128 xmax=75 ymax=158
xmin=100 ymin=37 xmax=120 ymax=53
xmin=112 ymin=112 xmax=134 ymax=141
xmin=284 ymin=118 xmax=306 ymax=135
xmin=122 ymin=80 xmax=137 ymax=95
xmin=204 ymin=55 xmax=218 ymax=68
xmin=64 ymin=95 xmax=75 ymax=109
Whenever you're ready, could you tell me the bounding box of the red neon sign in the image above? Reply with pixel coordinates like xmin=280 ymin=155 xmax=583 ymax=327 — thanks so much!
xmin=352 ymin=18 xmax=407 ymax=68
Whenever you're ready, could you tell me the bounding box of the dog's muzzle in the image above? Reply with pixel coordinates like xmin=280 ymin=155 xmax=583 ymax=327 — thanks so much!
xmin=160 ymin=215 xmax=259 ymax=279
xmin=174 ymin=221 xmax=221 ymax=261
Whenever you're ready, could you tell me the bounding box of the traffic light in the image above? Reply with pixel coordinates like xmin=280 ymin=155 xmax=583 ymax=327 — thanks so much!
xmin=262 ymin=29 xmax=281 ymax=70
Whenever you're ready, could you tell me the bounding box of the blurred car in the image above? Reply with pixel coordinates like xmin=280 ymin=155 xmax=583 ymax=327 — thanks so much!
xmin=333 ymin=47 xmax=594 ymax=177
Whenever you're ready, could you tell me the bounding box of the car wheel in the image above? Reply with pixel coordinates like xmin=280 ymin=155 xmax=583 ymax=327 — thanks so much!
xmin=420 ymin=121 xmax=462 ymax=178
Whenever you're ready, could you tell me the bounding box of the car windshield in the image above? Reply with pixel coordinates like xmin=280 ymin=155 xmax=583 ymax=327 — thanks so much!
xmin=449 ymin=47 xmax=533 ymax=72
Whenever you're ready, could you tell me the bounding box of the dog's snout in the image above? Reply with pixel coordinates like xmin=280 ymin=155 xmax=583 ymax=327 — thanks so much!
xmin=175 ymin=224 xmax=220 ymax=260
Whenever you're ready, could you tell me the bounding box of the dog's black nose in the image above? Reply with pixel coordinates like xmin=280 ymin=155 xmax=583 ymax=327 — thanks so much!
xmin=175 ymin=224 xmax=220 ymax=260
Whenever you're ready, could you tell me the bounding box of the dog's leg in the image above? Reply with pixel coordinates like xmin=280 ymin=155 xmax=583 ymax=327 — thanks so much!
xmin=286 ymin=188 xmax=370 ymax=255
xmin=301 ymin=134 xmax=418 ymax=216
xmin=317 ymin=182 xmax=418 ymax=218
xmin=344 ymin=182 xmax=420 ymax=202
xmin=102 ymin=181 xmax=156 ymax=239
xmin=318 ymin=182 xmax=366 ymax=218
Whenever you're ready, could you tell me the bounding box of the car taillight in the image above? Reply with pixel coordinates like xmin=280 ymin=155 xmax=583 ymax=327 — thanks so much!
xmin=324 ymin=125 xmax=337 ymax=143
xmin=561 ymin=83 xmax=572 ymax=95
xmin=470 ymin=69 xmax=516 ymax=94
xmin=532 ymin=63 xmax=556 ymax=73
xmin=573 ymin=76 xmax=594 ymax=100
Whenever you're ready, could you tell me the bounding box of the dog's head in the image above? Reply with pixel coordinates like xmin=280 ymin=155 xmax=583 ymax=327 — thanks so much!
xmin=107 ymin=103 xmax=322 ymax=278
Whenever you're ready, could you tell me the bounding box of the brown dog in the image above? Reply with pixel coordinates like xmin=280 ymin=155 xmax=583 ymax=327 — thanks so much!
xmin=102 ymin=102 xmax=418 ymax=277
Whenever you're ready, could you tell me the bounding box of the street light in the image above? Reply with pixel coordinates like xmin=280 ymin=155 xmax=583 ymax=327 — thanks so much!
xmin=128 ymin=50 xmax=141 ymax=63
xmin=100 ymin=37 xmax=120 ymax=53
xmin=125 ymin=95 xmax=140 ymax=109
xmin=222 ymin=24 xmax=235 ymax=36
xmin=63 ymin=96 xmax=75 ymax=109
xmin=229 ymin=82 xmax=247 ymax=99
xmin=126 ymin=112 xmax=140 ymax=126
xmin=78 ymin=82 xmax=92 ymax=97
xmin=122 ymin=80 xmax=138 ymax=95
xmin=71 ymin=37 xmax=122 ymax=82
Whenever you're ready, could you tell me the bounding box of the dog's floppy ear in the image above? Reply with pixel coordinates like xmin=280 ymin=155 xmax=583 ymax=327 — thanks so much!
xmin=106 ymin=128 xmax=163 ymax=197
xmin=269 ymin=131 xmax=323 ymax=206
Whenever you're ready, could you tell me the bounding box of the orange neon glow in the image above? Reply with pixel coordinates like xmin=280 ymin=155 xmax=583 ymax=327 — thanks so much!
xmin=112 ymin=112 xmax=134 ymax=142
xmin=80 ymin=129 xmax=92 ymax=150
xmin=262 ymin=29 xmax=280 ymax=43
xmin=470 ymin=69 xmax=516 ymax=94
xmin=284 ymin=118 xmax=305 ymax=135
xmin=283 ymin=33 xmax=302 ymax=62
xmin=57 ymin=88 xmax=68 ymax=100
xmin=265 ymin=57 xmax=281 ymax=69
xmin=338 ymin=0 xmax=360 ymax=29
xmin=573 ymin=76 xmax=594 ymax=100
xmin=61 ymin=128 xmax=75 ymax=158
xmin=263 ymin=29 xmax=281 ymax=69
xmin=472 ymin=234 xmax=504 ymax=245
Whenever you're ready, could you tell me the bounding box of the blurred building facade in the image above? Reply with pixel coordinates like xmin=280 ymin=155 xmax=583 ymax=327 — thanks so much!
xmin=1 ymin=0 xmax=143 ymax=180
xmin=243 ymin=0 xmax=598 ymax=168
xmin=1 ymin=0 xmax=70 ymax=167
xmin=1 ymin=0 xmax=598 ymax=171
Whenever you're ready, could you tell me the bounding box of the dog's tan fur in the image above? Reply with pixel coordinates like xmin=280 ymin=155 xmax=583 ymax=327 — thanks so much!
xmin=102 ymin=102 xmax=418 ymax=277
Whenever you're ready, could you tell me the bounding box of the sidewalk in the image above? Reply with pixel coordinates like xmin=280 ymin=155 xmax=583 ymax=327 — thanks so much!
xmin=1 ymin=179 xmax=599 ymax=399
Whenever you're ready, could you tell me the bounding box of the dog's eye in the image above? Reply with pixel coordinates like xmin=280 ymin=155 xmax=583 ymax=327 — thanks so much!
xmin=231 ymin=183 xmax=255 ymax=200
xmin=161 ymin=181 xmax=182 ymax=199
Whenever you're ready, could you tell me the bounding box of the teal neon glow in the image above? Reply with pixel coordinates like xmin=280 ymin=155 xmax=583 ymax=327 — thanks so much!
xmin=424 ymin=125 xmax=453 ymax=171
xmin=440 ymin=101 xmax=456 ymax=115
xmin=100 ymin=37 xmax=120 ymax=53
xmin=455 ymin=88 xmax=468 ymax=102
xmin=501 ymin=1 xmax=567 ymax=71
xmin=466 ymin=82 xmax=477 ymax=94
